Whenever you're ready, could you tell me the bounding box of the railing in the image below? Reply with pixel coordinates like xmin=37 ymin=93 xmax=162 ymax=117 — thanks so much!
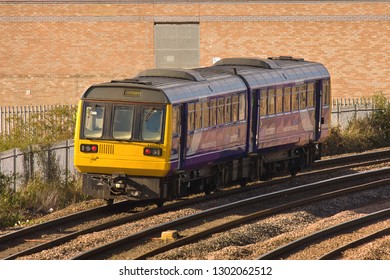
xmin=330 ymin=97 xmax=381 ymax=128
xmin=0 ymin=105 xmax=76 ymax=135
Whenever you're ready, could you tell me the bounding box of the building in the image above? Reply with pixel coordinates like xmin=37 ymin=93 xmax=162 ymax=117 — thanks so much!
xmin=0 ymin=0 xmax=389 ymax=106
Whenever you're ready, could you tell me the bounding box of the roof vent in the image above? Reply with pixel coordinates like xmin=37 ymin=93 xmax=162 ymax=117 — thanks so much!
xmin=268 ymin=56 xmax=304 ymax=62
xmin=214 ymin=58 xmax=281 ymax=69
xmin=111 ymin=79 xmax=152 ymax=85
xmin=138 ymin=69 xmax=206 ymax=82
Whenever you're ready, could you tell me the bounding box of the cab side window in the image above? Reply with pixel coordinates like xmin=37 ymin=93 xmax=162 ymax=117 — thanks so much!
xmin=172 ymin=105 xmax=181 ymax=136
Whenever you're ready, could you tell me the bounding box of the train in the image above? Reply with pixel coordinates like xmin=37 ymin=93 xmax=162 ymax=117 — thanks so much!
xmin=74 ymin=56 xmax=331 ymax=205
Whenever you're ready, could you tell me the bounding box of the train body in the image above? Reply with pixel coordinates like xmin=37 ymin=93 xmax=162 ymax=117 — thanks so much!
xmin=74 ymin=57 xmax=331 ymax=204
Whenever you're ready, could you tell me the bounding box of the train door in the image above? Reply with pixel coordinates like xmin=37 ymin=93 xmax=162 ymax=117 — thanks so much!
xmin=314 ymin=81 xmax=323 ymax=141
xmin=250 ymin=89 xmax=259 ymax=153
xmin=172 ymin=104 xmax=186 ymax=170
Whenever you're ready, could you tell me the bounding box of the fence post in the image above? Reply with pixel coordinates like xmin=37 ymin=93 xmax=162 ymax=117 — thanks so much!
xmin=337 ymin=102 xmax=340 ymax=127
xmin=65 ymin=140 xmax=69 ymax=188
xmin=0 ymin=107 xmax=2 ymax=135
xmin=13 ymin=148 xmax=16 ymax=192
xmin=47 ymin=148 xmax=51 ymax=182
xmin=354 ymin=103 xmax=358 ymax=121
xmin=29 ymin=145 xmax=34 ymax=181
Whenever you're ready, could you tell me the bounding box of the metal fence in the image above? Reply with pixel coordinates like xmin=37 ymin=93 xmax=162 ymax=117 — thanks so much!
xmin=0 ymin=140 xmax=76 ymax=191
xmin=0 ymin=105 xmax=76 ymax=135
xmin=330 ymin=97 xmax=381 ymax=129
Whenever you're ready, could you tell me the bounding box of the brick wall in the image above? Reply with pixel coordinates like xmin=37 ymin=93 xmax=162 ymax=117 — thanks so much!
xmin=0 ymin=1 xmax=389 ymax=106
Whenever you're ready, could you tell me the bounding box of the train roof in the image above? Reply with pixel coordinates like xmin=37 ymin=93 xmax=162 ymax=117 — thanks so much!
xmin=82 ymin=56 xmax=330 ymax=104
xmin=213 ymin=56 xmax=330 ymax=89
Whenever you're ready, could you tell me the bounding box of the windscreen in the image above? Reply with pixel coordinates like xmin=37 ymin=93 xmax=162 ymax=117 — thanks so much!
xmin=82 ymin=102 xmax=165 ymax=143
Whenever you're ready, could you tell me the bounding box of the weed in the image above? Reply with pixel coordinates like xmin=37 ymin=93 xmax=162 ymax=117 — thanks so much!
xmin=0 ymin=173 xmax=23 ymax=228
xmin=323 ymin=92 xmax=390 ymax=155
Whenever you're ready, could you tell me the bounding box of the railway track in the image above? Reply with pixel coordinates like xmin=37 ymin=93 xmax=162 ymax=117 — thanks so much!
xmin=73 ymin=168 xmax=390 ymax=260
xmin=257 ymin=207 xmax=390 ymax=260
xmin=1 ymin=149 xmax=389 ymax=260
xmin=319 ymin=224 xmax=390 ymax=260
xmin=0 ymin=200 xmax=141 ymax=259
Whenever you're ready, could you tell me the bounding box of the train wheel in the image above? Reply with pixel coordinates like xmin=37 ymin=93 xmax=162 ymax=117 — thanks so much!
xmin=155 ymin=199 xmax=164 ymax=207
xmin=239 ymin=178 xmax=248 ymax=188
xmin=105 ymin=198 xmax=114 ymax=205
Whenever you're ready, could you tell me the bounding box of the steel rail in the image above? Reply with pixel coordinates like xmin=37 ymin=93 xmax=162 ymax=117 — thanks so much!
xmin=0 ymin=199 xmax=158 ymax=259
xmin=134 ymin=179 xmax=390 ymax=260
xmin=257 ymin=208 xmax=390 ymax=260
xmin=2 ymin=147 xmax=387 ymax=247
xmin=0 ymin=200 xmax=130 ymax=245
xmin=2 ymin=150 xmax=390 ymax=259
xmin=318 ymin=226 xmax=390 ymax=260
xmin=314 ymin=148 xmax=390 ymax=167
xmin=73 ymin=171 xmax=390 ymax=260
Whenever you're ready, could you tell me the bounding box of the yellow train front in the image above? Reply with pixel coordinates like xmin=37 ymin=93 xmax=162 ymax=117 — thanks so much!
xmin=74 ymin=82 xmax=173 ymax=203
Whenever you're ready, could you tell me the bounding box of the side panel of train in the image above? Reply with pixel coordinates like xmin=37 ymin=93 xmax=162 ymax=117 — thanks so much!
xmin=169 ymin=92 xmax=248 ymax=171
xmin=167 ymin=78 xmax=331 ymax=196
xmin=249 ymin=79 xmax=331 ymax=178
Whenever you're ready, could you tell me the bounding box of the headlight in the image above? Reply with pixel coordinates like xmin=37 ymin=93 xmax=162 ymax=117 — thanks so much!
xmin=144 ymin=147 xmax=162 ymax=156
xmin=80 ymin=144 xmax=98 ymax=153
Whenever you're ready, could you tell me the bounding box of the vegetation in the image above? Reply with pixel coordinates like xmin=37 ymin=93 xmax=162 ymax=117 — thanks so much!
xmin=323 ymin=92 xmax=390 ymax=155
xmin=0 ymin=105 xmax=85 ymax=228
xmin=0 ymin=173 xmax=23 ymax=228
xmin=0 ymin=105 xmax=76 ymax=152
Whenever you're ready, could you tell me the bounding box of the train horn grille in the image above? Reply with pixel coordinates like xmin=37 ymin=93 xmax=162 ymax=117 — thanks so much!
xmin=99 ymin=144 xmax=115 ymax=154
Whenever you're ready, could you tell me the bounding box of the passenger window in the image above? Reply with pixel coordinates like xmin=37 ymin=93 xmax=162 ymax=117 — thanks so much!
xmin=292 ymin=86 xmax=299 ymax=111
xmin=112 ymin=106 xmax=134 ymax=140
xmin=232 ymin=95 xmax=239 ymax=122
xmin=172 ymin=105 xmax=181 ymax=136
xmin=225 ymin=96 xmax=232 ymax=123
xmin=217 ymin=97 xmax=225 ymax=125
xmin=84 ymin=106 xmax=105 ymax=138
xmin=276 ymin=88 xmax=283 ymax=114
xmin=260 ymin=89 xmax=267 ymax=116
xmin=187 ymin=103 xmax=195 ymax=132
xmin=239 ymin=94 xmax=246 ymax=120
xmin=141 ymin=107 xmax=163 ymax=141
xmin=307 ymin=83 xmax=315 ymax=108
xmin=210 ymin=98 xmax=217 ymax=126
xmin=284 ymin=87 xmax=291 ymax=112
xmin=323 ymin=80 xmax=330 ymax=105
xmin=299 ymin=84 xmax=307 ymax=110
xmin=268 ymin=89 xmax=275 ymax=115
xmin=195 ymin=102 xmax=202 ymax=130
xmin=202 ymin=100 xmax=210 ymax=128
